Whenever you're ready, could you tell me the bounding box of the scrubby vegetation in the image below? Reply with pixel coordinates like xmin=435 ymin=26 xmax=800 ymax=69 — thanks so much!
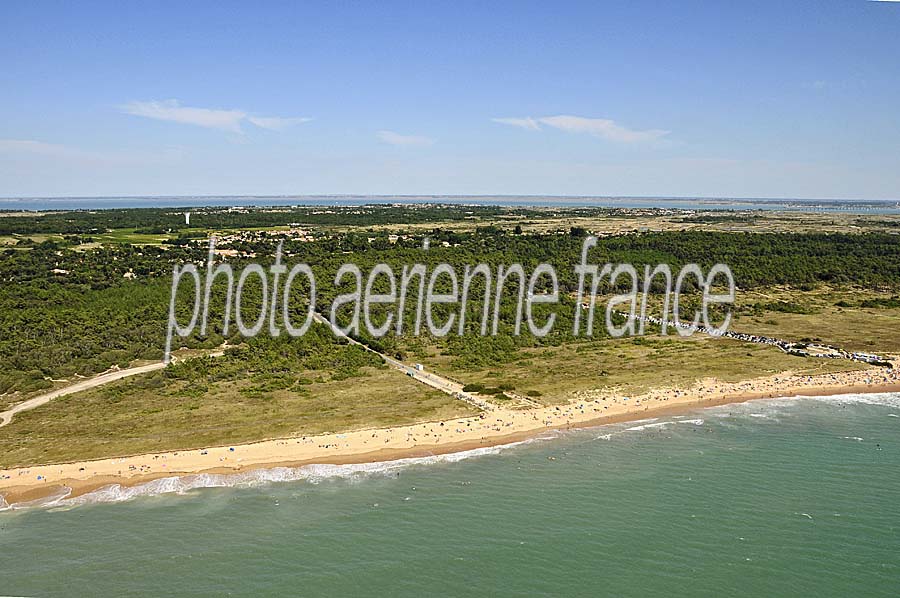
xmin=2 ymin=205 xmax=899 ymax=401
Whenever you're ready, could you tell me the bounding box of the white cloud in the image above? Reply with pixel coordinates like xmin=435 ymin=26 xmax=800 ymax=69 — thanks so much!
xmin=493 ymin=114 xmax=670 ymax=143
xmin=120 ymin=100 xmax=246 ymax=132
xmin=247 ymin=116 xmax=313 ymax=131
xmin=120 ymin=100 xmax=310 ymax=133
xmin=491 ymin=117 xmax=541 ymax=131
xmin=377 ymin=130 xmax=435 ymax=147
xmin=539 ymin=115 xmax=670 ymax=143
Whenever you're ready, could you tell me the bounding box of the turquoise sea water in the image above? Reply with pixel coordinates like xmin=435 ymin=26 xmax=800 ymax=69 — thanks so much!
xmin=1 ymin=393 xmax=899 ymax=597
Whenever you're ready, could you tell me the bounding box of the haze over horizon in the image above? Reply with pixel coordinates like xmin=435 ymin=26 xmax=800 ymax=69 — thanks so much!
xmin=2 ymin=1 xmax=899 ymax=199
xmin=2 ymin=194 xmax=899 ymax=204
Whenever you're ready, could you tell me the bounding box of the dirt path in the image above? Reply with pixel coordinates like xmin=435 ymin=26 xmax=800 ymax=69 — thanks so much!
xmin=0 ymin=315 xmax=493 ymax=429
xmin=0 ymin=362 xmax=166 ymax=428
xmin=0 ymin=350 xmax=227 ymax=428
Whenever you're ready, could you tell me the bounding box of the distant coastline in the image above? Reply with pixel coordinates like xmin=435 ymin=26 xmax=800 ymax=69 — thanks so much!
xmin=1 ymin=195 xmax=899 ymax=213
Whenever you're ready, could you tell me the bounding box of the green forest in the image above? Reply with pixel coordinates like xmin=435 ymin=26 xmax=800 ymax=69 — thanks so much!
xmin=2 ymin=205 xmax=899 ymax=399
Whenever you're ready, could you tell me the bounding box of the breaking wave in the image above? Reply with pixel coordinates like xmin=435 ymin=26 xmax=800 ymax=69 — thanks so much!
xmin=805 ymin=391 xmax=900 ymax=408
xmin=624 ymin=418 xmax=704 ymax=432
xmin=3 ymin=392 xmax=896 ymax=512
xmin=1 ymin=439 xmax=538 ymax=511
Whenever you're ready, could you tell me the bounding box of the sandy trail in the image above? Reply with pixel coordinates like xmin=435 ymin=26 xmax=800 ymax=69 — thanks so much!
xmin=0 ymin=310 xmax=485 ymax=431
xmin=0 ymin=350 xmax=226 ymax=428
xmin=0 ymin=313 xmax=486 ymax=432
xmin=312 ymin=312 xmax=493 ymax=410
xmin=0 ymin=362 xmax=166 ymax=428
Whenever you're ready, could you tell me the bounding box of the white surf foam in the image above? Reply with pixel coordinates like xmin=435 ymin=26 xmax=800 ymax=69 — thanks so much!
xmin=770 ymin=391 xmax=900 ymax=409
xmin=709 ymin=391 xmax=900 ymax=420
xmin=626 ymin=421 xmax=675 ymax=432
xmin=1 ymin=486 xmax=72 ymax=511
xmin=1 ymin=439 xmax=537 ymax=511
xmin=812 ymin=391 xmax=900 ymax=408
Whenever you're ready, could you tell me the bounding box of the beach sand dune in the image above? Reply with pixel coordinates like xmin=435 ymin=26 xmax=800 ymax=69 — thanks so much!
xmin=2 ymin=363 xmax=898 ymax=507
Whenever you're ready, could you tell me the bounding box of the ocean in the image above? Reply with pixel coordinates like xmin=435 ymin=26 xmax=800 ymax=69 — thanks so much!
xmin=1 ymin=392 xmax=898 ymax=597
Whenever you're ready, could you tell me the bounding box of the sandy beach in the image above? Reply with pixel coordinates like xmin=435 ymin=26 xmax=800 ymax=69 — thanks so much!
xmin=2 ymin=363 xmax=899 ymax=507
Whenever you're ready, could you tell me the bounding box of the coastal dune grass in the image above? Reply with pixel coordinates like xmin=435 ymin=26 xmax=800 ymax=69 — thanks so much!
xmin=0 ymin=287 xmax=893 ymax=469
xmin=415 ymin=334 xmax=866 ymax=407
xmin=397 ymin=287 xmax=889 ymax=407
xmin=733 ymin=287 xmax=900 ymax=353
xmin=0 ymin=366 xmax=475 ymax=469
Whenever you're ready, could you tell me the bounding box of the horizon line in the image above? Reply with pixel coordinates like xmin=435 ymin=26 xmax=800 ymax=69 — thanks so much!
xmin=1 ymin=194 xmax=899 ymax=204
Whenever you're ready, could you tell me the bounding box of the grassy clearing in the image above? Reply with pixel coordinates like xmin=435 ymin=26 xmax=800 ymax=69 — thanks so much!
xmin=0 ymin=357 xmax=164 ymax=413
xmin=732 ymin=287 xmax=900 ymax=353
xmin=0 ymin=365 xmax=475 ymax=468
xmin=401 ymin=285 xmax=892 ymax=407
xmin=412 ymin=335 xmax=865 ymax=407
xmin=93 ymin=229 xmax=174 ymax=245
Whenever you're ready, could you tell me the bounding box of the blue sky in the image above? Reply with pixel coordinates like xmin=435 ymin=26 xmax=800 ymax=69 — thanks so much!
xmin=1 ymin=0 xmax=898 ymax=199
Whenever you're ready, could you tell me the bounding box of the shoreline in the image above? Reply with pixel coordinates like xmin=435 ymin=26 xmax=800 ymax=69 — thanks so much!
xmin=2 ymin=366 xmax=899 ymax=508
